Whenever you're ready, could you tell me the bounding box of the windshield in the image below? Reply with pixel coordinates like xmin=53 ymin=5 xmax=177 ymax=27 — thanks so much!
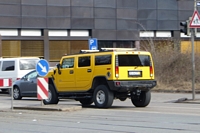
xmin=19 ymin=59 xmax=39 ymax=70
xmin=118 ymin=55 xmax=150 ymax=66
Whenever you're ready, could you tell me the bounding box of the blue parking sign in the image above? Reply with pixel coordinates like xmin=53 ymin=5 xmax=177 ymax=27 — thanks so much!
xmin=89 ymin=38 xmax=98 ymax=50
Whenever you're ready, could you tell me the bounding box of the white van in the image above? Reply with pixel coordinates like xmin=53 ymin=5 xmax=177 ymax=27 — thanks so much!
xmin=0 ymin=57 xmax=40 ymax=92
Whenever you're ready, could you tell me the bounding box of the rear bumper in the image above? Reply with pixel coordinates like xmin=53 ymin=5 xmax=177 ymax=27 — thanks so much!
xmin=107 ymin=80 xmax=157 ymax=92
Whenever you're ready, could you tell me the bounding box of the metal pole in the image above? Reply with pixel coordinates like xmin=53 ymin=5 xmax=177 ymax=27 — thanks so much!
xmin=191 ymin=29 xmax=195 ymax=100
xmin=11 ymin=84 xmax=13 ymax=111
xmin=195 ymin=0 xmax=197 ymax=11
xmin=192 ymin=0 xmax=196 ymax=100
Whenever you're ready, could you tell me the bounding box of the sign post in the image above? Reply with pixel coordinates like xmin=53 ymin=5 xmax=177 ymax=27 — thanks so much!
xmin=36 ymin=59 xmax=49 ymax=105
xmin=189 ymin=3 xmax=200 ymax=100
xmin=88 ymin=38 xmax=98 ymax=50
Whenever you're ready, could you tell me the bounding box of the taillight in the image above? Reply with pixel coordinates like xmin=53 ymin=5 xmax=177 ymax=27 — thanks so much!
xmin=150 ymin=61 xmax=153 ymax=77
xmin=16 ymin=78 xmax=20 ymax=80
xmin=115 ymin=66 xmax=119 ymax=78
xmin=115 ymin=55 xmax=119 ymax=78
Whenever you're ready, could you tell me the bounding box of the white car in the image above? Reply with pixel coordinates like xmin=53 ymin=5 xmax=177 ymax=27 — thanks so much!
xmin=0 ymin=57 xmax=40 ymax=92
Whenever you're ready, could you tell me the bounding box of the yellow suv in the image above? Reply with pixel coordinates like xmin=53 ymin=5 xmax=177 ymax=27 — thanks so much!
xmin=44 ymin=48 xmax=156 ymax=108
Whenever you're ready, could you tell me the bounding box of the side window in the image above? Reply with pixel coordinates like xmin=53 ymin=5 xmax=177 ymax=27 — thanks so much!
xmin=78 ymin=56 xmax=90 ymax=67
xmin=2 ymin=61 xmax=15 ymax=71
xmin=95 ymin=55 xmax=111 ymax=65
xmin=0 ymin=61 xmax=1 ymax=70
xmin=27 ymin=71 xmax=38 ymax=79
xmin=61 ymin=58 xmax=74 ymax=68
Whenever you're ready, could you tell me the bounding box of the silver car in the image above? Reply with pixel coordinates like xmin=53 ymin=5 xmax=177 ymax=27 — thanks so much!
xmin=13 ymin=70 xmax=38 ymax=100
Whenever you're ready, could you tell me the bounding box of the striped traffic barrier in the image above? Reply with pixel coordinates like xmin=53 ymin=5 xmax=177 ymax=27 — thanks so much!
xmin=0 ymin=78 xmax=12 ymax=87
xmin=37 ymin=78 xmax=48 ymax=100
xmin=0 ymin=78 xmax=13 ymax=111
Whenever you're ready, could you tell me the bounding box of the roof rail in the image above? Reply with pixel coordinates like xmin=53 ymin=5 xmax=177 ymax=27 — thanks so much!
xmin=100 ymin=48 xmax=137 ymax=51
xmin=80 ymin=50 xmax=99 ymax=53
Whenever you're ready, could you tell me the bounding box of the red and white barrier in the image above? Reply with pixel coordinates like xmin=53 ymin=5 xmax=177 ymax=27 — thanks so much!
xmin=0 ymin=79 xmax=12 ymax=87
xmin=37 ymin=78 xmax=48 ymax=100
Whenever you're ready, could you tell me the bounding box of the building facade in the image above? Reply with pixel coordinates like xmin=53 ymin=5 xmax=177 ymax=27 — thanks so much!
xmin=0 ymin=0 xmax=197 ymax=62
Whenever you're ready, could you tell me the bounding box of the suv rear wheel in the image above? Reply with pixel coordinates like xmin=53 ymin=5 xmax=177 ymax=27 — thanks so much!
xmin=93 ymin=85 xmax=114 ymax=108
xmin=131 ymin=90 xmax=151 ymax=107
xmin=43 ymin=84 xmax=59 ymax=105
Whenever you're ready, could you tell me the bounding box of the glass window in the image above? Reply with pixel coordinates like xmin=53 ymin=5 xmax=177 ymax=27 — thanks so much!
xmin=70 ymin=41 xmax=88 ymax=54
xmin=95 ymin=55 xmax=111 ymax=65
xmin=61 ymin=58 xmax=74 ymax=68
xmin=19 ymin=59 xmax=39 ymax=70
xmin=98 ymin=41 xmax=135 ymax=49
xmin=2 ymin=61 xmax=15 ymax=71
xmin=118 ymin=55 xmax=150 ymax=66
xmin=78 ymin=56 xmax=90 ymax=67
xmin=49 ymin=41 xmax=70 ymax=61
xmin=21 ymin=41 xmax=44 ymax=58
xmin=2 ymin=41 xmax=21 ymax=57
xmin=27 ymin=71 xmax=38 ymax=79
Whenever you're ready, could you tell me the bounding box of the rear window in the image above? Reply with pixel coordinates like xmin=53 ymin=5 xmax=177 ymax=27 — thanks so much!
xmin=118 ymin=55 xmax=150 ymax=66
xmin=2 ymin=61 xmax=15 ymax=71
xmin=19 ymin=59 xmax=39 ymax=70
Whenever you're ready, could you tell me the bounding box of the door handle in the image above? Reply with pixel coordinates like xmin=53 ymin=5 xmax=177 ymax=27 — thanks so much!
xmin=87 ymin=69 xmax=92 ymax=72
xmin=70 ymin=70 xmax=74 ymax=74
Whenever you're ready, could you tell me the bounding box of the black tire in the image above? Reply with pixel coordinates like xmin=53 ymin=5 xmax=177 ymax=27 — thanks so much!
xmin=43 ymin=84 xmax=59 ymax=105
xmin=79 ymin=98 xmax=93 ymax=106
xmin=131 ymin=90 xmax=151 ymax=107
xmin=13 ymin=86 xmax=22 ymax=100
xmin=119 ymin=97 xmax=127 ymax=101
xmin=93 ymin=85 xmax=114 ymax=108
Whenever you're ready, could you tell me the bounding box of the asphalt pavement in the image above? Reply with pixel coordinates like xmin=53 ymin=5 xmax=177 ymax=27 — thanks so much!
xmin=12 ymin=94 xmax=200 ymax=111
xmin=1 ymin=91 xmax=200 ymax=112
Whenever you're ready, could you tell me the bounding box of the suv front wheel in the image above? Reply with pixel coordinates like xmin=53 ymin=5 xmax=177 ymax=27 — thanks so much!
xmin=93 ymin=85 xmax=114 ymax=108
xmin=43 ymin=84 xmax=59 ymax=105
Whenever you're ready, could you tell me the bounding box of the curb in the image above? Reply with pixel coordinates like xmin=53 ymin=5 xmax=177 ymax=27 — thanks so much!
xmin=152 ymin=90 xmax=200 ymax=94
xmin=13 ymin=105 xmax=82 ymax=111
xmin=173 ymin=97 xmax=200 ymax=104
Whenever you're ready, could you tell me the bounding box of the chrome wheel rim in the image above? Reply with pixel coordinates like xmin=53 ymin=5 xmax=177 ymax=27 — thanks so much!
xmin=13 ymin=88 xmax=19 ymax=98
xmin=96 ymin=90 xmax=105 ymax=104
xmin=45 ymin=90 xmax=52 ymax=102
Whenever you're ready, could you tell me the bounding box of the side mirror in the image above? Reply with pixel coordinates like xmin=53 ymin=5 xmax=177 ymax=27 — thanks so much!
xmin=56 ymin=63 xmax=61 ymax=69
xmin=56 ymin=63 xmax=61 ymax=74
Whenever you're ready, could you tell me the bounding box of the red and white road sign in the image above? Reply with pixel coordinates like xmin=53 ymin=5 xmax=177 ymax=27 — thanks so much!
xmin=37 ymin=78 xmax=48 ymax=100
xmin=189 ymin=10 xmax=200 ymax=28
xmin=0 ymin=79 xmax=12 ymax=87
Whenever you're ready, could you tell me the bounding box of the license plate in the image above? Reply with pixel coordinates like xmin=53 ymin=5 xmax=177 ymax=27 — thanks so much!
xmin=128 ymin=71 xmax=142 ymax=77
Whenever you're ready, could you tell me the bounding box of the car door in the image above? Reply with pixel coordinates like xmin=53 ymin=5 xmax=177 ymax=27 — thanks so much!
xmin=55 ymin=57 xmax=75 ymax=91
xmin=76 ymin=55 xmax=93 ymax=91
xmin=20 ymin=70 xmax=37 ymax=96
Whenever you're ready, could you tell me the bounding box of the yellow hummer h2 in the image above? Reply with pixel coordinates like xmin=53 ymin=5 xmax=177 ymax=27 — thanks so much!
xmin=44 ymin=48 xmax=157 ymax=108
